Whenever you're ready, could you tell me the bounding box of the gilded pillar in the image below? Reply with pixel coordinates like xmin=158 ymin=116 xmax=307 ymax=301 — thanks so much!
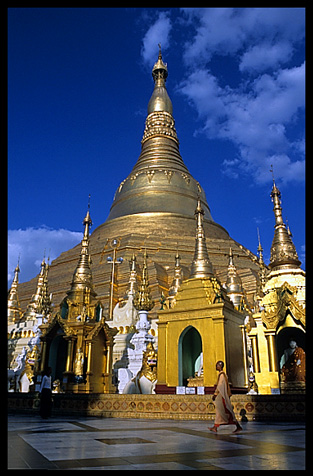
xmin=240 ymin=324 xmax=249 ymax=387
xmin=250 ymin=335 xmax=260 ymax=373
xmin=265 ymin=332 xmax=278 ymax=372
xmin=85 ymin=341 xmax=93 ymax=391
xmin=86 ymin=341 xmax=93 ymax=375
xmin=65 ymin=338 xmax=74 ymax=373
xmin=103 ymin=339 xmax=115 ymax=393
xmin=40 ymin=340 xmax=47 ymax=372
xmin=105 ymin=342 xmax=111 ymax=375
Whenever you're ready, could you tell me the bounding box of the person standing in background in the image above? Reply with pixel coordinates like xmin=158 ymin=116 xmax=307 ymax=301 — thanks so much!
xmin=39 ymin=367 xmax=52 ymax=419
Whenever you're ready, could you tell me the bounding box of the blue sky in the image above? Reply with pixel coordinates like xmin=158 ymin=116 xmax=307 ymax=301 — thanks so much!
xmin=8 ymin=8 xmax=305 ymax=285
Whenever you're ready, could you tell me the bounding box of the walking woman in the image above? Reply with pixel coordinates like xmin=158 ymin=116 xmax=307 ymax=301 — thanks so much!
xmin=39 ymin=367 xmax=53 ymax=419
xmin=209 ymin=361 xmax=242 ymax=434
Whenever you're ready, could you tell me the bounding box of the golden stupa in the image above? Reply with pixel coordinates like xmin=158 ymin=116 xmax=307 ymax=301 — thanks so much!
xmin=16 ymin=48 xmax=262 ymax=321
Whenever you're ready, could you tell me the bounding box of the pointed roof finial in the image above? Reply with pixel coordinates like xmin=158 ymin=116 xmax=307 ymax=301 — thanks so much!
xmin=83 ymin=197 xmax=92 ymax=241
xmin=68 ymin=206 xmax=95 ymax=298
xmin=8 ymin=259 xmax=22 ymax=322
xmin=269 ymin=180 xmax=301 ymax=270
xmin=152 ymin=44 xmax=168 ymax=82
xmin=225 ymin=247 xmax=245 ymax=310
xmin=257 ymin=228 xmax=263 ymax=260
xmin=169 ymin=251 xmax=183 ymax=299
xmin=23 ymin=256 xmax=48 ymax=320
xmin=190 ymin=198 xmax=214 ymax=278
xmin=256 ymin=227 xmax=266 ymax=291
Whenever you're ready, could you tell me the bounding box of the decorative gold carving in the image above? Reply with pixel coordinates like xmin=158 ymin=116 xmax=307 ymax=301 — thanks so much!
xmin=146 ymin=170 xmax=155 ymax=183
xmin=187 ymin=375 xmax=204 ymax=387
xmin=130 ymin=173 xmax=139 ymax=185
xmin=133 ymin=250 xmax=154 ymax=312
xmin=164 ymin=170 xmax=174 ymax=183
xmin=40 ymin=312 xmax=77 ymax=338
xmin=181 ymin=173 xmax=190 ymax=185
xmin=202 ymin=277 xmax=226 ymax=305
xmin=118 ymin=179 xmax=126 ymax=193
xmin=261 ymin=282 xmax=305 ymax=329
xmin=141 ymin=111 xmax=178 ymax=144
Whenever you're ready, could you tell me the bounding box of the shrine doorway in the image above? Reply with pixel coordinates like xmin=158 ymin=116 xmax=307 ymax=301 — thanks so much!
xmin=178 ymin=326 xmax=202 ymax=386
xmin=47 ymin=330 xmax=67 ymax=382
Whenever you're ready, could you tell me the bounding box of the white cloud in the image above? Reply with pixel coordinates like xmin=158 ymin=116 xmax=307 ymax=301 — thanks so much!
xmin=8 ymin=227 xmax=82 ymax=286
xmin=141 ymin=11 xmax=172 ymax=67
xmin=181 ymin=7 xmax=304 ymax=70
xmin=239 ymin=41 xmax=294 ymax=73
xmin=177 ymin=61 xmax=305 ymax=184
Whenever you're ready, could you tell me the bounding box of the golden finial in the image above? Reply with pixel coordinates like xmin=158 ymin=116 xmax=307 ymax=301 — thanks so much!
xmin=83 ymin=197 xmax=92 ymax=242
xmin=7 ymin=258 xmax=22 ymax=322
xmin=257 ymin=228 xmax=264 ymax=261
xmin=190 ymin=198 xmax=214 ymax=278
xmin=68 ymin=206 xmax=95 ymax=299
xmin=23 ymin=253 xmax=48 ymax=320
xmin=225 ymin=247 xmax=245 ymax=311
xmin=256 ymin=228 xmax=266 ymax=290
xmin=133 ymin=250 xmax=154 ymax=311
xmin=152 ymin=44 xmax=168 ymax=82
xmin=168 ymin=251 xmax=183 ymax=300
xmin=158 ymin=43 xmax=162 ymax=58
xmin=269 ymin=181 xmax=301 ymax=270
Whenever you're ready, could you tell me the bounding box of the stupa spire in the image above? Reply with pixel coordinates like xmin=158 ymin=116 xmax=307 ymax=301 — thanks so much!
xmin=41 ymin=256 xmax=53 ymax=319
xmin=168 ymin=252 xmax=183 ymax=299
xmin=257 ymin=228 xmax=266 ymax=290
xmin=7 ymin=259 xmax=22 ymax=322
xmin=225 ymin=247 xmax=245 ymax=310
xmin=23 ymin=256 xmax=48 ymax=320
xmin=107 ymin=49 xmax=213 ymax=222
xmin=68 ymin=203 xmax=95 ymax=298
xmin=269 ymin=176 xmax=301 ymax=271
xmin=190 ymin=199 xmax=214 ymax=278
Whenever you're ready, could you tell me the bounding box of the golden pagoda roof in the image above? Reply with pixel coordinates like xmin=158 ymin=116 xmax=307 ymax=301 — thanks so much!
xmin=226 ymin=247 xmax=243 ymax=295
xmin=7 ymin=261 xmax=22 ymax=322
xmin=67 ymin=208 xmax=95 ymax=300
xmin=23 ymin=257 xmax=49 ymax=320
xmin=107 ymin=49 xmax=213 ymax=222
xmin=269 ymin=180 xmax=301 ymax=271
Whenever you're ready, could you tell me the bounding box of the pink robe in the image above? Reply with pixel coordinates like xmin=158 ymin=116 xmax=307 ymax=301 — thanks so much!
xmin=214 ymin=371 xmax=237 ymax=426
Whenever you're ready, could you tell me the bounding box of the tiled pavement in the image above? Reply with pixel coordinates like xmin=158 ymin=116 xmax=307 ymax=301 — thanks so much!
xmin=8 ymin=414 xmax=305 ymax=470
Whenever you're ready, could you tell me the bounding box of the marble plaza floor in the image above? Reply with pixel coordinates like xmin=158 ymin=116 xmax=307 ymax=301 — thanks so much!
xmin=8 ymin=414 xmax=305 ymax=470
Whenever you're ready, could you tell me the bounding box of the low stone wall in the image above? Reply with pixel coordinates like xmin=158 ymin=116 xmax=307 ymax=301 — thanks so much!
xmin=7 ymin=392 xmax=305 ymax=422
